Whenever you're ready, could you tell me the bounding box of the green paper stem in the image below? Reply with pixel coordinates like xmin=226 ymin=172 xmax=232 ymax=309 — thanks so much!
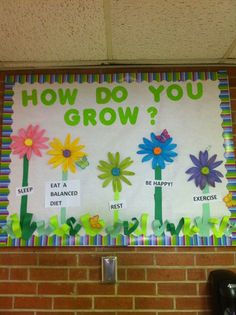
xmin=154 ymin=167 xmax=162 ymax=224
xmin=114 ymin=210 xmax=119 ymax=223
xmin=202 ymin=184 xmax=210 ymax=222
xmin=114 ymin=191 xmax=120 ymax=201
xmin=113 ymin=190 xmax=120 ymax=223
xmin=61 ymin=170 xmax=68 ymax=224
xmin=20 ymin=155 xmax=29 ymax=223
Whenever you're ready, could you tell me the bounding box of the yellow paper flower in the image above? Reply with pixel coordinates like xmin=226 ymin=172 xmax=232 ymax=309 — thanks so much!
xmin=47 ymin=134 xmax=86 ymax=173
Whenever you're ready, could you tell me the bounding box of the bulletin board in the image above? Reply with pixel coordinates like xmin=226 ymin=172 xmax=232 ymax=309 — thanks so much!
xmin=0 ymin=70 xmax=236 ymax=247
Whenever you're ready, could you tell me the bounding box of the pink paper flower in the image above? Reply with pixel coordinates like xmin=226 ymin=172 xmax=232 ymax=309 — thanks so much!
xmin=11 ymin=125 xmax=49 ymax=160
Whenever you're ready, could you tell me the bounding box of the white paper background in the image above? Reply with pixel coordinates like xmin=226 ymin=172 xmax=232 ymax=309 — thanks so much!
xmin=7 ymin=80 xmax=230 ymax=234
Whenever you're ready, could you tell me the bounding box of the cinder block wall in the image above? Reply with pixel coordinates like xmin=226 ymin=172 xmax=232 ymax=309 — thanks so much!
xmin=0 ymin=68 xmax=236 ymax=315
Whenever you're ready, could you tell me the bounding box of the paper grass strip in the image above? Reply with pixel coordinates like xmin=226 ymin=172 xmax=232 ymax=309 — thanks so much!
xmin=123 ymin=217 xmax=139 ymax=235
xmin=49 ymin=215 xmax=70 ymax=236
xmin=66 ymin=217 xmax=82 ymax=236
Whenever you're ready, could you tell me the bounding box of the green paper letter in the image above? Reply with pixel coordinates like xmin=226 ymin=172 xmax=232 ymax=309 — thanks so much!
xmin=99 ymin=108 xmax=116 ymax=125
xmin=118 ymin=106 xmax=139 ymax=125
xmin=64 ymin=109 xmax=80 ymax=126
xmin=166 ymin=84 xmax=183 ymax=101
xmin=41 ymin=89 xmax=57 ymax=106
xmin=58 ymin=88 xmax=78 ymax=105
xmin=22 ymin=89 xmax=38 ymax=107
xmin=148 ymin=85 xmax=165 ymax=102
xmin=187 ymin=82 xmax=203 ymax=100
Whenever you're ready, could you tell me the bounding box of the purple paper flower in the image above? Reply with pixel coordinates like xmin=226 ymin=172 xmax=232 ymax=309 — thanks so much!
xmin=186 ymin=150 xmax=223 ymax=190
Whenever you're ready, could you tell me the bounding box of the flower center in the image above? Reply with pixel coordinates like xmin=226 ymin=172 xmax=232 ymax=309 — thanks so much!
xmin=111 ymin=167 xmax=121 ymax=176
xmin=153 ymin=147 xmax=162 ymax=155
xmin=63 ymin=149 xmax=71 ymax=158
xmin=24 ymin=138 xmax=33 ymax=147
xmin=201 ymin=166 xmax=210 ymax=175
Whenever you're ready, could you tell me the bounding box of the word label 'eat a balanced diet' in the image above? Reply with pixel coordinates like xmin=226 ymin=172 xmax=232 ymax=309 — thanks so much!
xmin=45 ymin=180 xmax=80 ymax=208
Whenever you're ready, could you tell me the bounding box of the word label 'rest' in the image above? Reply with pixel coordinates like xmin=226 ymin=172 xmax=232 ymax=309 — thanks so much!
xmin=109 ymin=200 xmax=127 ymax=211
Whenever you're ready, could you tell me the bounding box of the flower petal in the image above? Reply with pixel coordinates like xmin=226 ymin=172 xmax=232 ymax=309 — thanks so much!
xmin=98 ymin=173 xmax=110 ymax=179
xmin=120 ymin=175 xmax=132 ymax=186
xmin=119 ymin=157 xmax=133 ymax=168
xmin=102 ymin=177 xmax=112 ymax=188
xmin=64 ymin=134 xmax=71 ymax=147
xmin=115 ymin=152 xmax=120 ymax=165
xmin=122 ymin=170 xmax=135 ymax=176
xmin=143 ymin=137 xmax=154 ymax=148
xmin=99 ymin=160 xmax=112 ymax=169
xmin=142 ymin=154 xmax=153 ymax=163
xmin=190 ymin=154 xmax=201 ymax=167
xmin=107 ymin=152 xmax=116 ymax=165
xmin=186 ymin=166 xmax=198 ymax=174
xmin=207 ymin=154 xmax=217 ymax=165
xmin=210 ymin=160 xmax=223 ymax=169
xmin=199 ymin=175 xmax=207 ymax=190
xmin=211 ymin=169 xmax=224 ymax=178
xmin=199 ymin=150 xmax=208 ymax=165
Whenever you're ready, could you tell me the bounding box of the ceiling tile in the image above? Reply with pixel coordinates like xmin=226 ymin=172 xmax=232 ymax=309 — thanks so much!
xmin=110 ymin=0 xmax=236 ymax=62
xmin=0 ymin=0 xmax=107 ymax=62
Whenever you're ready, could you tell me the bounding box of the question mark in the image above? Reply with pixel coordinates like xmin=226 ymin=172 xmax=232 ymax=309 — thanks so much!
xmin=147 ymin=106 xmax=158 ymax=125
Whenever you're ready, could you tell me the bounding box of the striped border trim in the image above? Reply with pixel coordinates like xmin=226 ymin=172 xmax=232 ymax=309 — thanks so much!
xmin=218 ymin=70 xmax=236 ymax=245
xmin=0 ymin=71 xmax=234 ymax=246
xmin=4 ymin=234 xmax=232 ymax=247
xmin=4 ymin=71 xmax=218 ymax=85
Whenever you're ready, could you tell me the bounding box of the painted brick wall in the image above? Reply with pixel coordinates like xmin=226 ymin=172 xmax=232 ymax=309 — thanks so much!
xmin=0 ymin=68 xmax=236 ymax=315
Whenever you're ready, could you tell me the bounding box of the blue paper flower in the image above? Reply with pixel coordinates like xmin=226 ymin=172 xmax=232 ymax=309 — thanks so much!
xmin=137 ymin=132 xmax=177 ymax=169
xmin=186 ymin=150 xmax=223 ymax=190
